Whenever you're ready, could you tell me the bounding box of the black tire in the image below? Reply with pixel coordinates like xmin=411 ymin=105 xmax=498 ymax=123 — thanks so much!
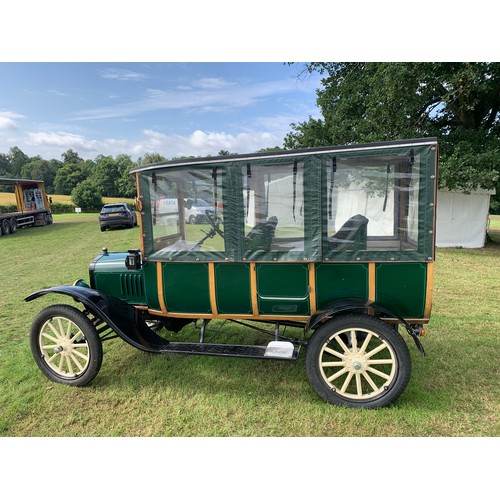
xmin=306 ymin=314 xmax=411 ymax=408
xmin=189 ymin=215 xmax=196 ymax=225
xmin=30 ymin=304 xmax=103 ymax=386
xmin=100 ymin=226 xmax=106 ymax=232
xmin=2 ymin=219 xmax=10 ymax=235
xmin=10 ymin=218 xmax=17 ymax=233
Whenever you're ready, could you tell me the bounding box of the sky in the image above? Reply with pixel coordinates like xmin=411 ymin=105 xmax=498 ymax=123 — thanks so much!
xmin=0 ymin=62 xmax=323 ymax=161
xmin=1 ymin=1 xmax=490 ymax=164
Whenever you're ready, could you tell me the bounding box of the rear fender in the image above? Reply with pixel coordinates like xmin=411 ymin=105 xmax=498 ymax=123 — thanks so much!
xmin=306 ymin=298 xmax=425 ymax=355
xmin=25 ymin=286 xmax=169 ymax=352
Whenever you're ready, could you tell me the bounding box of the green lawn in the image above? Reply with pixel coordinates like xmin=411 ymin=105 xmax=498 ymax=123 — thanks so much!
xmin=0 ymin=213 xmax=499 ymax=437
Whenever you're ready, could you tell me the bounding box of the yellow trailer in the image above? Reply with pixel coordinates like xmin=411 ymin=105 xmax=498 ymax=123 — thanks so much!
xmin=0 ymin=177 xmax=52 ymax=235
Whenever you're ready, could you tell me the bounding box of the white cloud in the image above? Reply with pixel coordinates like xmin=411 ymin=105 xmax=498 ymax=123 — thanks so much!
xmin=100 ymin=67 xmax=148 ymax=81
xmin=0 ymin=111 xmax=25 ymax=131
xmin=138 ymin=128 xmax=280 ymax=158
xmin=194 ymin=77 xmax=235 ymax=90
xmin=72 ymin=78 xmax=313 ymax=121
xmin=27 ymin=131 xmax=97 ymax=150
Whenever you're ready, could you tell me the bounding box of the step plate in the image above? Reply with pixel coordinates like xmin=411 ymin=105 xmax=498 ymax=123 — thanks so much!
xmin=159 ymin=342 xmax=300 ymax=360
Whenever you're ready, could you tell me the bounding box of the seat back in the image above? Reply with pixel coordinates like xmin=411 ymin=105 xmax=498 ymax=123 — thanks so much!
xmin=245 ymin=216 xmax=278 ymax=253
xmin=328 ymin=214 xmax=368 ymax=251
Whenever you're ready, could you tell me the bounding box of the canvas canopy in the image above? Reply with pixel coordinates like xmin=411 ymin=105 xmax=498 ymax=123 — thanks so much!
xmin=436 ymin=188 xmax=495 ymax=248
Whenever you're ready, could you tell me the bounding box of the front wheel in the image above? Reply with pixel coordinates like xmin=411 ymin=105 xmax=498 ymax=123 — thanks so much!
xmin=30 ymin=304 xmax=103 ymax=386
xmin=306 ymin=315 xmax=411 ymax=408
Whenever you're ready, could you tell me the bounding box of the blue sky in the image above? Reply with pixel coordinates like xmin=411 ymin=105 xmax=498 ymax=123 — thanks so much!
xmin=0 ymin=62 xmax=322 ymax=161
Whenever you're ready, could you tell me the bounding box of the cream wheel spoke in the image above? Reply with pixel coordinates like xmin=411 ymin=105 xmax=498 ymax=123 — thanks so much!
xmin=326 ymin=366 xmax=348 ymax=382
xmin=47 ymin=321 xmax=63 ymax=340
xmin=57 ymin=353 xmax=66 ymax=372
xmin=41 ymin=331 xmax=58 ymax=344
xmin=361 ymin=371 xmax=379 ymax=393
xmin=321 ymin=361 xmax=345 ymax=367
xmin=324 ymin=346 xmax=346 ymax=358
xmin=71 ymin=348 xmax=89 ymax=362
xmin=47 ymin=351 xmax=61 ymax=364
xmin=336 ymin=335 xmax=351 ymax=354
xmin=69 ymin=353 xmax=84 ymax=372
xmin=340 ymin=371 xmax=354 ymax=393
xmin=355 ymin=372 xmax=363 ymax=396
xmin=368 ymin=358 xmax=394 ymax=365
xmin=365 ymin=342 xmax=388 ymax=359
xmin=56 ymin=318 xmax=65 ymax=338
xmin=358 ymin=332 xmax=373 ymax=355
xmin=66 ymin=355 xmax=75 ymax=376
xmin=366 ymin=366 xmax=392 ymax=381
xmin=66 ymin=320 xmax=73 ymax=339
xmin=350 ymin=330 xmax=358 ymax=353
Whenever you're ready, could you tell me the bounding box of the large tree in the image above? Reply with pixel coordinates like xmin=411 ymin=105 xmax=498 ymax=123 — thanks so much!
xmin=285 ymin=63 xmax=500 ymax=210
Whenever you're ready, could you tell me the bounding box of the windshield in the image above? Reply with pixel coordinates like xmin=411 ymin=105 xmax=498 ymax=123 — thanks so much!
xmin=101 ymin=205 xmax=126 ymax=213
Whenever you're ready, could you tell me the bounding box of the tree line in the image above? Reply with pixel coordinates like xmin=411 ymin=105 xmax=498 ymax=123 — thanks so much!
xmin=0 ymin=149 xmax=167 ymax=210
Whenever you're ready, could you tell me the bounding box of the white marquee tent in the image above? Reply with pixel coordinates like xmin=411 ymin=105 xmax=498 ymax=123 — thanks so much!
xmin=436 ymin=189 xmax=495 ymax=248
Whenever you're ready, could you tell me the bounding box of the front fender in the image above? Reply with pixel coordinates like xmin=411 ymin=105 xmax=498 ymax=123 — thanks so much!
xmin=25 ymin=286 xmax=169 ymax=353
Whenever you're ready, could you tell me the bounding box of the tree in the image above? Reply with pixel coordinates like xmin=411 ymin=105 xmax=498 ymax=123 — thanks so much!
xmin=114 ymin=154 xmax=136 ymax=198
xmin=71 ymin=178 xmax=102 ymax=211
xmin=20 ymin=158 xmax=61 ymax=192
xmin=137 ymin=152 xmax=166 ymax=165
xmin=62 ymin=149 xmax=83 ymax=165
xmin=54 ymin=163 xmax=88 ymax=195
xmin=0 ymin=153 xmax=10 ymax=177
xmin=285 ymin=63 xmax=500 ymax=209
xmin=8 ymin=146 xmax=30 ymax=177
xmin=91 ymin=155 xmax=122 ymax=197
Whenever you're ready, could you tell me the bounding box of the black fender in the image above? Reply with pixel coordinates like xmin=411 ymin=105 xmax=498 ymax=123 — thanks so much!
xmin=305 ymin=298 xmax=425 ymax=355
xmin=25 ymin=286 xmax=170 ymax=353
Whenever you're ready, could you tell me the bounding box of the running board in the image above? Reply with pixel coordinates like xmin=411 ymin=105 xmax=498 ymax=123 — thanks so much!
xmin=158 ymin=341 xmax=300 ymax=360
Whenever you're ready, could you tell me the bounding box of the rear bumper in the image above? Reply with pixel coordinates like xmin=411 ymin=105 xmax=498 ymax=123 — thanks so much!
xmin=100 ymin=217 xmax=133 ymax=228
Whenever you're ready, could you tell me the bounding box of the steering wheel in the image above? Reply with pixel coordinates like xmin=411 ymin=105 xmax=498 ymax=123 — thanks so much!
xmin=205 ymin=210 xmax=224 ymax=238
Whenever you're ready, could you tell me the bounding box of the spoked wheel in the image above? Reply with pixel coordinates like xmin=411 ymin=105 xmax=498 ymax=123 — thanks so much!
xmin=30 ymin=304 xmax=103 ymax=386
xmin=306 ymin=315 xmax=411 ymax=408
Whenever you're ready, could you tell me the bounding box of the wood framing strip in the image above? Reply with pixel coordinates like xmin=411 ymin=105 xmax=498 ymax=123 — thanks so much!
xmin=368 ymin=262 xmax=376 ymax=304
xmin=424 ymin=262 xmax=434 ymax=318
xmin=308 ymin=263 xmax=317 ymax=315
xmin=208 ymin=262 xmax=218 ymax=316
xmin=250 ymin=262 xmax=259 ymax=316
xmin=135 ymin=173 xmax=145 ymax=255
xmin=156 ymin=262 xmax=168 ymax=314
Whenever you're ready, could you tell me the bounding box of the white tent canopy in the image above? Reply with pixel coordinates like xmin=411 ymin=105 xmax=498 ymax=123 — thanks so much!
xmin=436 ymin=189 xmax=495 ymax=248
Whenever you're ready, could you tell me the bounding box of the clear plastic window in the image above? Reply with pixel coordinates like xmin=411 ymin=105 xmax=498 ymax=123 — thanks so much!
xmin=147 ymin=168 xmax=224 ymax=255
xmin=242 ymin=161 xmax=305 ymax=256
xmin=326 ymin=152 xmax=421 ymax=253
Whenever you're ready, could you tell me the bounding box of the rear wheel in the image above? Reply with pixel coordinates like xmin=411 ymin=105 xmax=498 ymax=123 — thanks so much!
xmin=10 ymin=218 xmax=17 ymax=233
xmin=30 ymin=304 xmax=103 ymax=386
xmin=306 ymin=315 xmax=411 ymax=408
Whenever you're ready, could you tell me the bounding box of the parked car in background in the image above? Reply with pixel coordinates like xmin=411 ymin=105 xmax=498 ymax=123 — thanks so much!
xmin=185 ymin=198 xmax=220 ymax=224
xmin=99 ymin=203 xmax=137 ymax=231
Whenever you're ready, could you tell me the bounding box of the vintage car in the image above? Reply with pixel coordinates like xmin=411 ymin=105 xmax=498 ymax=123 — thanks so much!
xmin=26 ymin=138 xmax=438 ymax=408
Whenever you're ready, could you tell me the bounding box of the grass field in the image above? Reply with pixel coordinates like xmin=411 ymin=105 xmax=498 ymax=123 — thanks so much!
xmin=0 ymin=214 xmax=499 ymax=438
